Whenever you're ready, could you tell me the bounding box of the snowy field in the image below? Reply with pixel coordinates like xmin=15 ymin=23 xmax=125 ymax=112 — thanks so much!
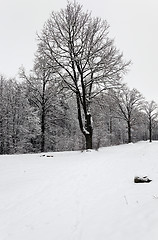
xmin=0 ymin=141 xmax=158 ymax=240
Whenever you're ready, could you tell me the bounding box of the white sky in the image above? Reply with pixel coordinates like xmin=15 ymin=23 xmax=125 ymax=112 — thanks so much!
xmin=0 ymin=0 xmax=158 ymax=102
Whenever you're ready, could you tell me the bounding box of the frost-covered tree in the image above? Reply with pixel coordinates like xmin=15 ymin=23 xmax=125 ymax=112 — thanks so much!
xmin=0 ymin=76 xmax=40 ymax=154
xmin=111 ymin=87 xmax=144 ymax=143
xmin=143 ymin=100 xmax=158 ymax=142
xmin=46 ymin=97 xmax=83 ymax=152
xmin=91 ymin=93 xmax=128 ymax=148
xmin=20 ymin=53 xmax=60 ymax=152
xmin=0 ymin=75 xmax=7 ymax=154
xmin=20 ymin=53 xmax=79 ymax=152
xmin=37 ymin=1 xmax=130 ymax=149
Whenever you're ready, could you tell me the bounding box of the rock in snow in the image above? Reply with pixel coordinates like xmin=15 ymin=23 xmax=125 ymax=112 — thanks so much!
xmin=134 ymin=176 xmax=152 ymax=183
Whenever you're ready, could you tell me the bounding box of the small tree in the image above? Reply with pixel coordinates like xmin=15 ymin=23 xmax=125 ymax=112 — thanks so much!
xmin=111 ymin=87 xmax=144 ymax=143
xmin=143 ymin=100 xmax=158 ymax=142
xmin=37 ymin=1 xmax=130 ymax=149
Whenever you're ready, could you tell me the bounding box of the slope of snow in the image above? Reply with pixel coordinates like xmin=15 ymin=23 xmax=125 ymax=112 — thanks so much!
xmin=0 ymin=141 xmax=158 ymax=240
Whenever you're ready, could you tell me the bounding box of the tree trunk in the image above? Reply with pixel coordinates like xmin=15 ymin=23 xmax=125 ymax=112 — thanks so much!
xmin=85 ymin=133 xmax=93 ymax=149
xmin=0 ymin=119 xmax=4 ymax=154
xmin=85 ymin=113 xmax=93 ymax=149
xmin=41 ymin=107 xmax=45 ymax=152
xmin=109 ymin=116 xmax=113 ymax=145
xmin=149 ymin=118 xmax=152 ymax=142
xmin=41 ymin=81 xmax=46 ymax=152
xmin=76 ymin=93 xmax=93 ymax=150
xmin=127 ymin=121 xmax=132 ymax=143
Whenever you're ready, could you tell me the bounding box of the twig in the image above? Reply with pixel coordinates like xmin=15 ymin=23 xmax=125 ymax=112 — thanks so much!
xmin=124 ymin=195 xmax=128 ymax=205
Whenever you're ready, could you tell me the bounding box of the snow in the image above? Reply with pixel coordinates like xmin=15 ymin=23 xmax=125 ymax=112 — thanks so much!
xmin=83 ymin=127 xmax=90 ymax=135
xmin=0 ymin=141 xmax=158 ymax=240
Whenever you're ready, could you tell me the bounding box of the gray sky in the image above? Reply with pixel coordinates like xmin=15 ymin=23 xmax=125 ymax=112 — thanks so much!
xmin=0 ymin=0 xmax=158 ymax=102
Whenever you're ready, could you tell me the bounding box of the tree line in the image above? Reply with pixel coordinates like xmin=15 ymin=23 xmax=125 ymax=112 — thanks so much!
xmin=0 ymin=1 xmax=158 ymax=154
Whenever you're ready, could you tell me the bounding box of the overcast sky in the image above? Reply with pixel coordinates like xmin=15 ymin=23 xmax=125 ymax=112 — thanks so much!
xmin=0 ymin=0 xmax=158 ymax=102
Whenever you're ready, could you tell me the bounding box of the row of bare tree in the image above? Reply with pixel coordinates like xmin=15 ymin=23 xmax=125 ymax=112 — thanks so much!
xmin=93 ymin=88 xmax=158 ymax=146
xmin=0 ymin=73 xmax=157 ymax=154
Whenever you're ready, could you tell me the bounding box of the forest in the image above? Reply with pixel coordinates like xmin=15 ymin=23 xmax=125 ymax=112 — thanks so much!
xmin=0 ymin=1 xmax=158 ymax=154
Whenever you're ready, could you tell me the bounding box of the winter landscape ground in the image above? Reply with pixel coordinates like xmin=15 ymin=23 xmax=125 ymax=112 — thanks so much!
xmin=0 ymin=141 xmax=158 ymax=240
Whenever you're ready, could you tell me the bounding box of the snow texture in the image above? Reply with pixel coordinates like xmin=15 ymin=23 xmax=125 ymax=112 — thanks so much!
xmin=83 ymin=127 xmax=90 ymax=135
xmin=0 ymin=141 xmax=158 ymax=240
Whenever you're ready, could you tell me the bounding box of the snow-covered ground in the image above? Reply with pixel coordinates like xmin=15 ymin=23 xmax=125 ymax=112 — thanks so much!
xmin=0 ymin=141 xmax=158 ymax=240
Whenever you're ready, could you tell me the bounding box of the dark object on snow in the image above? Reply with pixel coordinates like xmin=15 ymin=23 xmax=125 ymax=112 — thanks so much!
xmin=40 ymin=154 xmax=54 ymax=157
xmin=134 ymin=176 xmax=152 ymax=183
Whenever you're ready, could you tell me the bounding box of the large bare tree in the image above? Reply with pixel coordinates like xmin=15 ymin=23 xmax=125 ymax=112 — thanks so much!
xmin=37 ymin=1 xmax=130 ymax=149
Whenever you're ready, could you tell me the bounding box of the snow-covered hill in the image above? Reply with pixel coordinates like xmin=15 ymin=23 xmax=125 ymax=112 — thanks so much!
xmin=0 ymin=141 xmax=158 ymax=240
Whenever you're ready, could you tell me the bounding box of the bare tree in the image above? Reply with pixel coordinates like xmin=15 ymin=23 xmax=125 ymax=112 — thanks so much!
xmin=143 ymin=100 xmax=158 ymax=142
xmin=111 ymin=87 xmax=144 ymax=143
xmin=20 ymin=54 xmax=59 ymax=152
xmin=37 ymin=1 xmax=130 ymax=149
xmin=92 ymin=92 xmax=128 ymax=146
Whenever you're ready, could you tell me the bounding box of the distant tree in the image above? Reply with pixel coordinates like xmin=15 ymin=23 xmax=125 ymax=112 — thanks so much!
xmin=20 ymin=53 xmax=78 ymax=152
xmin=12 ymin=82 xmax=40 ymax=153
xmin=37 ymin=1 xmax=130 ymax=149
xmin=111 ymin=87 xmax=144 ymax=143
xmin=143 ymin=100 xmax=158 ymax=142
xmin=20 ymin=53 xmax=60 ymax=152
xmin=46 ymin=97 xmax=83 ymax=151
xmin=0 ymin=75 xmax=6 ymax=154
xmin=0 ymin=76 xmax=40 ymax=154
xmin=92 ymin=93 xmax=128 ymax=148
